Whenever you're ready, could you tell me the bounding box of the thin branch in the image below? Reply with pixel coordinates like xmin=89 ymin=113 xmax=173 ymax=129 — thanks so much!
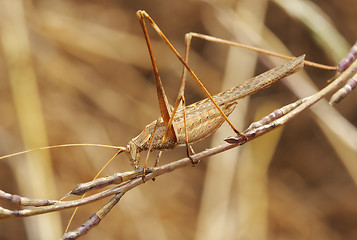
xmin=2 ymin=56 xmax=355 ymax=221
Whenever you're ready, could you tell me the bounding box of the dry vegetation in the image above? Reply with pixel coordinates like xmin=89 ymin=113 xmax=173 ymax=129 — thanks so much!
xmin=0 ymin=0 xmax=357 ymax=239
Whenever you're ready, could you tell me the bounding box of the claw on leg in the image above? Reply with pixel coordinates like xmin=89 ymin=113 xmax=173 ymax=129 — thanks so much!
xmin=186 ymin=145 xmax=199 ymax=166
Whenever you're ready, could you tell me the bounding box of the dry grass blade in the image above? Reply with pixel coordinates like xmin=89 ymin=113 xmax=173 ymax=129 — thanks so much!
xmin=0 ymin=1 xmax=62 ymax=239
xmin=273 ymin=0 xmax=350 ymax=61
xmin=195 ymin=1 xmax=271 ymax=239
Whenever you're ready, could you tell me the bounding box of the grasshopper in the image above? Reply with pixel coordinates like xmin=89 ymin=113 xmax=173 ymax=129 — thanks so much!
xmin=124 ymin=10 xmax=336 ymax=169
xmin=125 ymin=55 xmax=305 ymax=168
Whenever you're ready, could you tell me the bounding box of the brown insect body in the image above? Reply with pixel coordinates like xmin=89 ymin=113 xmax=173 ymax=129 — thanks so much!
xmin=126 ymin=55 xmax=305 ymax=168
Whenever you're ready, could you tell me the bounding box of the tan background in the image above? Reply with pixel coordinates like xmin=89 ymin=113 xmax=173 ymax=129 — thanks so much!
xmin=0 ymin=0 xmax=357 ymax=239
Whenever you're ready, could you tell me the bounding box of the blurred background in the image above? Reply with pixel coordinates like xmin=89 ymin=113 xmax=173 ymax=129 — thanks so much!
xmin=0 ymin=0 xmax=357 ymax=239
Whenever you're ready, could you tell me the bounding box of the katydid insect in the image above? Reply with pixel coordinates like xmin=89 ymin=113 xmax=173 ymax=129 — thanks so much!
xmin=124 ymin=10 xmax=337 ymax=169
xmin=125 ymin=55 xmax=305 ymax=168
